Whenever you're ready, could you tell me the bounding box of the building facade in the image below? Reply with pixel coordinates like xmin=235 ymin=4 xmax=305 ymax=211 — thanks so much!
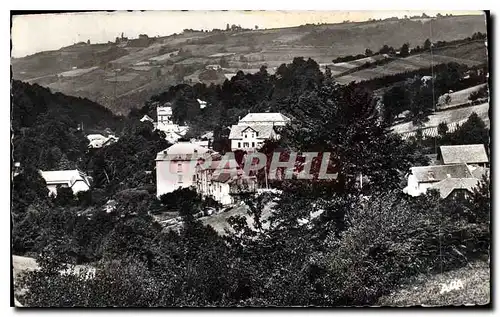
xmin=229 ymin=112 xmax=290 ymax=151
xmin=155 ymin=142 xmax=214 ymax=197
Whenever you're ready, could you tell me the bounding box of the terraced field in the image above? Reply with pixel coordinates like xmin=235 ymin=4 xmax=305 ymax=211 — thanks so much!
xmin=391 ymin=102 xmax=489 ymax=139
xmin=335 ymin=41 xmax=487 ymax=84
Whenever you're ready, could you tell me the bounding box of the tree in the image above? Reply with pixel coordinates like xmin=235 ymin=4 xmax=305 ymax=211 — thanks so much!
xmin=442 ymin=112 xmax=489 ymax=146
xmin=400 ymin=43 xmax=410 ymax=57
xmin=407 ymin=77 xmax=434 ymax=125
xmin=437 ymin=122 xmax=449 ymax=136
xmin=382 ymin=85 xmax=410 ymax=124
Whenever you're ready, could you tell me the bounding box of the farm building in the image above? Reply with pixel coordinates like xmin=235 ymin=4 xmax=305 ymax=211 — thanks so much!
xmin=403 ymin=164 xmax=473 ymax=197
xmin=40 ymin=170 xmax=92 ymax=197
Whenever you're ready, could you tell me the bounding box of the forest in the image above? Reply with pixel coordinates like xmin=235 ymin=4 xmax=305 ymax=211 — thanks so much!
xmin=11 ymin=51 xmax=490 ymax=306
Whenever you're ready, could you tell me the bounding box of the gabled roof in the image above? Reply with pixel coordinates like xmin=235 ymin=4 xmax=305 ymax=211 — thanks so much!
xmin=40 ymin=170 xmax=90 ymax=188
xmin=239 ymin=112 xmax=290 ymax=123
xmin=410 ymin=164 xmax=472 ymax=183
xmin=156 ymin=142 xmax=214 ymax=161
xmin=439 ymin=144 xmax=489 ymax=164
xmin=229 ymin=124 xmax=277 ymax=140
xmin=430 ymin=178 xmax=479 ymax=198
xmin=140 ymin=115 xmax=154 ymax=122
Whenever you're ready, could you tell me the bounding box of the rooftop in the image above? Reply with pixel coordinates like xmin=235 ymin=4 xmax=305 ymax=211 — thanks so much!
xmin=40 ymin=170 xmax=90 ymax=187
xmin=439 ymin=144 xmax=489 ymax=165
xmin=239 ymin=112 xmax=290 ymax=123
xmin=156 ymin=142 xmax=214 ymax=161
xmin=410 ymin=164 xmax=472 ymax=183
xmin=229 ymin=124 xmax=277 ymax=140
xmin=430 ymin=178 xmax=480 ymax=199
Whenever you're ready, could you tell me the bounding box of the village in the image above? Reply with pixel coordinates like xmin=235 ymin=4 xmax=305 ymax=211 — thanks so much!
xmin=11 ymin=11 xmax=491 ymax=308
xmin=26 ymin=97 xmax=489 ymax=223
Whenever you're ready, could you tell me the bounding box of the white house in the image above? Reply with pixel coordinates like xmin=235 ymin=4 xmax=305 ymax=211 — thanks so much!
xmin=87 ymin=134 xmax=119 ymax=149
xmin=205 ymin=64 xmax=221 ymax=71
xmin=228 ymin=112 xmax=290 ymax=151
xmin=40 ymin=170 xmax=92 ymax=197
xmin=155 ymin=142 xmax=215 ymax=197
xmin=229 ymin=124 xmax=279 ymax=151
xmin=155 ymin=105 xmax=189 ymax=142
xmin=403 ymin=163 xmax=473 ymax=197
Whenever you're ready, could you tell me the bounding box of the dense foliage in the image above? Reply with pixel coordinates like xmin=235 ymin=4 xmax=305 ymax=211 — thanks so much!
xmin=12 ymin=50 xmax=490 ymax=307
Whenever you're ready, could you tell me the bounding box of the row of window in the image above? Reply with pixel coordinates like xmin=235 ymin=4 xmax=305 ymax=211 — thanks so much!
xmin=238 ymin=142 xmax=255 ymax=148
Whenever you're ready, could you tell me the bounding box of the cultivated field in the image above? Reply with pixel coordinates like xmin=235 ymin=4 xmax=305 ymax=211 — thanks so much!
xmin=437 ymin=83 xmax=488 ymax=109
xmin=335 ymin=41 xmax=487 ymax=84
xmin=391 ymin=102 xmax=489 ymax=137
xmin=11 ymin=15 xmax=487 ymax=114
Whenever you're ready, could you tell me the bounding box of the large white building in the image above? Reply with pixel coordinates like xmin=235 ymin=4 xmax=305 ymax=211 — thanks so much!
xmin=155 ymin=142 xmax=214 ymax=197
xmin=40 ymin=170 xmax=92 ymax=197
xmin=229 ymin=112 xmax=290 ymax=151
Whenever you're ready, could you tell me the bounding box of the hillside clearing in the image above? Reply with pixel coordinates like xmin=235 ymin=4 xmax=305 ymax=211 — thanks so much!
xmin=391 ymin=102 xmax=489 ymax=135
xmin=378 ymin=260 xmax=490 ymax=307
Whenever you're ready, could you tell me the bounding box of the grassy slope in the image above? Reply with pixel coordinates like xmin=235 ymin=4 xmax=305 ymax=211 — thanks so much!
xmin=391 ymin=102 xmax=489 ymax=135
xmin=335 ymin=41 xmax=488 ymax=84
xmin=378 ymin=260 xmax=490 ymax=307
xmin=11 ymin=15 xmax=487 ymax=115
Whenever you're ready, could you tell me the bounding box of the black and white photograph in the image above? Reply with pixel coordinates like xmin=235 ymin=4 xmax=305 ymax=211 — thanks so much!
xmin=10 ymin=9 xmax=491 ymax=308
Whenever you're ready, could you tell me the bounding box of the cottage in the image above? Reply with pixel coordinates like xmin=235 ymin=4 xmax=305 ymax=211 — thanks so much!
xmin=40 ymin=170 xmax=92 ymax=197
xmin=87 ymin=134 xmax=119 ymax=149
xmin=403 ymin=164 xmax=472 ymax=197
xmin=438 ymin=144 xmax=489 ymax=167
xmin=155 ymin=142 xmax=215 ymax=197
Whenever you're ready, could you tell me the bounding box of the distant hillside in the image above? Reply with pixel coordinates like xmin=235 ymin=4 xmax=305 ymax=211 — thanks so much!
xmin=11 ymin=14 xmax=487 ymax=115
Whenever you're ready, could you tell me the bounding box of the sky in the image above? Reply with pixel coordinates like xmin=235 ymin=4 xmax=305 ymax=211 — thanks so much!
xmin=11 ymin=10 xmax=484 ymax=58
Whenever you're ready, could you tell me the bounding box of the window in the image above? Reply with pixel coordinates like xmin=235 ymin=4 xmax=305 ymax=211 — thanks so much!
xmin=252 ymin=142 xmax=255 ymax=147
xmin=245 ymin=134 xmax=248 ymax=138
xmin=192 ymin=175 xmax=196 ymax=182
xmin=177 ymin=175 xmax=183 ymax=183
xmin=238 ymin=142 xmax=241 ymax=148
xmin=243 ymin=142 xmax=249 ymax=148
xmin=256 ymin=132 xmax=259 ymax=137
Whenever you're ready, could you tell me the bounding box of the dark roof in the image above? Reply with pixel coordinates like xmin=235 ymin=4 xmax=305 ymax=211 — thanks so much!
xmin=439 ymin=144 xmax=489 ymax=164
xmin=430 ymin=178 xmax=479 ymax=198
xmin=410 ymin=164 xmax=472 ymax=183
